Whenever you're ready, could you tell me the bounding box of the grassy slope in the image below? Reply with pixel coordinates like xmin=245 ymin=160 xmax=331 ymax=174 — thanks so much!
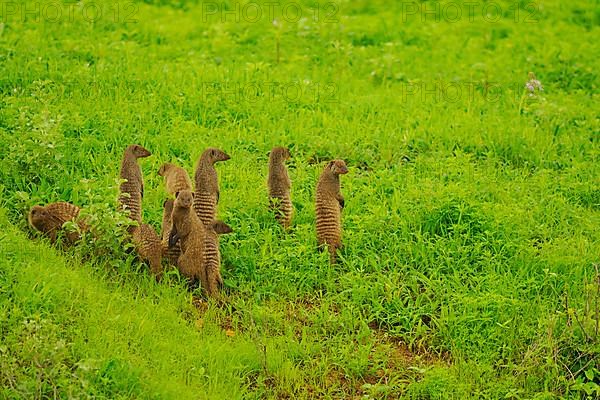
xmin=0 ymin=210 xmax=260 ymax=399
xmin=0 ymin=0 xmax=599 ymax=398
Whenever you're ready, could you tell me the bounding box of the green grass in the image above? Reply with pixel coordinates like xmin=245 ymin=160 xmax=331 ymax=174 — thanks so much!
xmin=0 ymin=0 xmax=599 ymax=398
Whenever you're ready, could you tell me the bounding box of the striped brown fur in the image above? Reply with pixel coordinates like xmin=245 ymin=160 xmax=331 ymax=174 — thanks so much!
xmin=169 ymin=190 xmax=207 ymax=284
xmin=268 ymin=146 xmax=293 ymax=228
xmin=315 ymin=160 xmax=349 ymax=263
xmin=160 ymin=199 xmax=180 ymax=266
xmin=132 ymin=223 xmax=163 ymax=280
xmin=158 ymin=162 xmax=192 ymax=197
xmin=193 ymin=148 xmax=230 ymax=225
xmin=118 ymin=144 xmax=151 ymax=228
xmin=203 ymin=220 xmax=233 ymax=298
xmin=28 ymin=202 xmax=85 ymax=245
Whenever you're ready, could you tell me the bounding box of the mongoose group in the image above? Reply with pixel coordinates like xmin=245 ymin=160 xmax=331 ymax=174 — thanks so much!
xmin=27 ymin=145 xmax=348 ymax=298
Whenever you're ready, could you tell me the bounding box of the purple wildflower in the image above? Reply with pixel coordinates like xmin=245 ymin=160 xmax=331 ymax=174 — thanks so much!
xmin=525 ymin=72 xmax=543 ymax=96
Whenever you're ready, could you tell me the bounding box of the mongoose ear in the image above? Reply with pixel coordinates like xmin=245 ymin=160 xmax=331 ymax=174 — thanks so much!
xmin=175 ymin=191 xmax=180 ymax=198
xmin=213 ymin=221 xmax=233 ymax=234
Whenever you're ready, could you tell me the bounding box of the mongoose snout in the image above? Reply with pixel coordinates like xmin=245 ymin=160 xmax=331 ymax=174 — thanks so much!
xmin=176 ymin=190 xmax=194 ymax=209
xmin=129 ymin=144 xmax=152 ymax=158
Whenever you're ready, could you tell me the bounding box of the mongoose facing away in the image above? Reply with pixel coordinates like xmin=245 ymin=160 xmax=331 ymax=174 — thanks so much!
xmin=28 ymin=202 xmax=84 ymax=245
xmin=193 ymin=148 xmax=230 ymax=225
xmin=161 ymin=199 xmax=180 ymax=266
xmin=158 ymin=163 xmax=192 ymax=198
xmin=268 ymin=146 xmax=293 ymax=228
xmin=119 ymin=144 xmax=151 ymax=226
xmin=132 ymin=223 xmax=163 ymax=280
xmin=315 ymin=160 xmax=349 ymax=263
xmin=203 ymin=220 xmax=233 ymax=298
xmin=169 ymin=190 xmax=207 ymax=284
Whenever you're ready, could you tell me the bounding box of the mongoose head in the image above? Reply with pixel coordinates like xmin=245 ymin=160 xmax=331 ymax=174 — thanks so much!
xmin=174 ymin=190 xmax=194 ymax=209
xmin=126 ymin=144 xmax=152 ymax=159
xmin=269 ymin=147 xmax=291 ymax=162
xmin=211 ymin=220 xmax=233 ymax=235
xmin=202 ymin=148 xmax=231 ymax=164
xmin=158 ymin=163 xmax=174 ymax=177
xmin=28 ymin=205 xmax=48 ymax=229
xmin=327 ymin=159 xmax=349 ymax=175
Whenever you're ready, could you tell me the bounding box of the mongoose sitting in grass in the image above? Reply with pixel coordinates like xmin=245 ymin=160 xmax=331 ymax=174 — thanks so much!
xmin=132 ymin=223 xmax=163 ymax=280
xmin=203 ymin=220 xmax=233 ymax=298
xmin=315 ymin=160 xmax=349 ymax=263
xmin=158 ymin=162 xmax=192 ymax=198
xmin=169 ymin=190 xmax=207 ymax=283
xmin=28 ymin=202 xmax=85 ymax=245
xmin=268 ymin=146 xmax=293 ymax=229
xmin=118 ymin=144 xmax=151 ymax=226
xmin=160 ymin=199 xmax=180 ymax=266
xmin=193 ymin=148 xmax=230 ymax=225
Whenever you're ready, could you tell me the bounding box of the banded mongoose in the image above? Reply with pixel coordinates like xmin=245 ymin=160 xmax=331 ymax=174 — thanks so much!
xmin=169 ymin=190 xmax=207 ymax=284
xmin=315 ymin=160 xmax=349 ymax=263
xmin=268 ymin=146 xmax=293 ymax=228
xmin=118 ymin=144 xmax=151 ymax=226
xmin=28 ymin=202 xmax=84 ymax=245
xmin=203 ymin=220 xmax=233 ymax=298
xmin=158 ymin=163 xmax=193 ymax=198
xmin=132 ymin=223 xmax=163 ymax=280
xmin=193 ymin=148 xmax=230 ymax=225
xmin=160 ymin=199 xmax=180 ymax=266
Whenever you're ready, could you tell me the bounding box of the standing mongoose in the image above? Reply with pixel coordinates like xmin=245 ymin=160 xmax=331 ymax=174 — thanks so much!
xmin=203 ymin=220 xmax=233 ymax=298
xmin=315 ymin=160 xmax=349 ymax=263
xmin=169 ymin=190 xmax=207 ymax=284
xmin=160 ymin=199 xmax=180 ymax=266
xmin=28 ymin=202 xmax=85 ymax=245
xmin=268 ymin=146 xmax=293 ymax=229
xmin=158 ymin=163 xmax=193 ymax=198
xmin=193 ymin=148 xmax=230 ymax=225
xmin=118 ymin=144 xmax=151 ymax=226
xmin=132 ymin=223 xmax=163 ymax=280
